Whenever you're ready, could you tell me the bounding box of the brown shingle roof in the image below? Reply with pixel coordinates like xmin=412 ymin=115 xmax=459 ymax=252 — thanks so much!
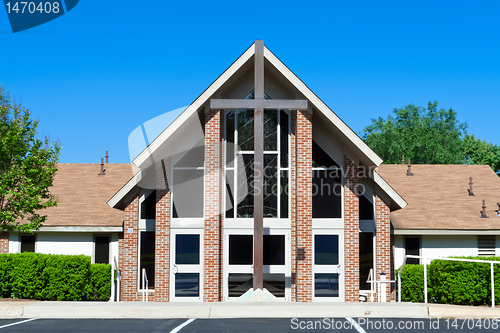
xmin=39 ymin=163 xmax=134 ymax=227
xmin=377 ymin=164 xmax=500 ymax=230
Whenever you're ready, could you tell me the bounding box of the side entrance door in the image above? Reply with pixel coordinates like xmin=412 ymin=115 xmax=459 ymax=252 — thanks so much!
xmin=312 ymin=229 xmax=344 ymax=301
xmin=170 ymin=229 xmax=203 ymax=302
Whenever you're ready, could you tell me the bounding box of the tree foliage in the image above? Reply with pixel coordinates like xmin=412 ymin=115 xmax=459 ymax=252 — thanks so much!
xmin=361 ymin=101 xmax=467 ymax=164
xmin=463 ymin=134 xmax=500 ymax=175
xmin=0 ymin=86 xmax=60 ymax=232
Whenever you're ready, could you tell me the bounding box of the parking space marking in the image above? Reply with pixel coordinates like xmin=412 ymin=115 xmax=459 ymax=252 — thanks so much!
xmin=0 ymin=318 xmax=37 ymax=329
xmin=169 ymin=318 xmax=196 ymax=333
xmin=346 ymin=317 xmax=366 ymax=333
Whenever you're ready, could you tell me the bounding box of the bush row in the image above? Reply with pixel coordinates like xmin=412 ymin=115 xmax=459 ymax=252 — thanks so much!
xmin=0 ymin=253 xmax=111 ymax=301
xmin=398 ymin=256 xmax=500 ymax=306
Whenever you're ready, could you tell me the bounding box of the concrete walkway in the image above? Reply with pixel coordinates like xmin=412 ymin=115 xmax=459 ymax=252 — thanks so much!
xmin=0 ymin=301 xmax=499 ymax=319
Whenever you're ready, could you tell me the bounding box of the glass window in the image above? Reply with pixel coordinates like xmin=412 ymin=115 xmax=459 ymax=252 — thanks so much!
xmin=264 ymin=273 xmax=285 ymax=298
xmin=228 ymin=273 xmax=253 ymax=297
xmin=264 ymin=110 xmax=278 ymax=151
xmin=312 ymin=170 xmax=342 ymax=218
xmin=359 ymin=232 xmax=373 ymax=290
xmin=280 ymin=170 xmax=288 ymax=218
xmin=237 ymin=154 xmax=254 ymax=218
xmin=405 ymin=237 xmax=420 ymax=265
xmin=140 ymin=191 xmax=156 ymax=220
xmin=359 ymin=195 xmax=374 ymax=220
xmin=264 ymin=235 xmax=285 ymax=265
xmin=237 ymin=109 xmax=254 ymax=151
xmin=172 ymin=170 xmax=203 ymax=218
xmin=315 ymin=273 xmax=339 ymax=297
xmin=263 ymin=154 xmax=278 ymax=218
xmin=315 ymin=235 xmax=338 ymax=265
xmin=225 ymin=170 xmax=235 ymax=218
xmin=175 ymin=234 xmax=199 ymax=265
xmin=140 ymin=231 xmax=155 ymax=289
xmin=312 ymin=141 xmax=340 ymax=168
xmin=226 ymin=111 xmax=235 ymax=167
xmin=94 ymin=236 xmax=110 ymax=264
xmin=280 ymin=110 xmax=289 ymax=168
xmin=20 ymin=235 xmax=35 ymax=253
xmin=175 ymin=273 xmax=199 ymax=297
xmin=229 ymin=235 xmax=253 ymax=265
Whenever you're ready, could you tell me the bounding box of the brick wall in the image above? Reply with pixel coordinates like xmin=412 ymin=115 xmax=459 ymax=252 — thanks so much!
xmin=295 ymin=109 xmax=313 ymax=302
xmin=375 ymin=195 xmax=392 ymax=301
xmin=204 ymin=108 xmax=222 ymax=302
xmin=344 ymin=156 xmax=359 ymax=302
xmin=0 ymin=232 xmax=9 ymax=253
xmin=155 ymin=159 xmax=171 ymax=301
xmin=119 ymin=195 xmax=140 ymax=301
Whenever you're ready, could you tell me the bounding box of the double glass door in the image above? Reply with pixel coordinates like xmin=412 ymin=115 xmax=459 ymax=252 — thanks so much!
xmin=170 ymin=229 xmax=203 ymax=302
xmin=223 ymin=229 xmax=291 ymax=301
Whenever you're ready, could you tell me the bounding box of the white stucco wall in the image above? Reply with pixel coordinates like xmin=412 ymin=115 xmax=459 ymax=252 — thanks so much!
xmin=394 ymin=234 xmax=479 ymax=268
xmin=9 ymin=232 xmax=120 ymax=264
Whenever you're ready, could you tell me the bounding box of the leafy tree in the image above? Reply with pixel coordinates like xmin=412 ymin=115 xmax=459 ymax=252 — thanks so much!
xmin=0 ymin=86 xmax=60 ymax=232
xmin=361 ymin=101 xmax=467 ymax=164
xmin=463 ymin=134 xmax=500 ymax=175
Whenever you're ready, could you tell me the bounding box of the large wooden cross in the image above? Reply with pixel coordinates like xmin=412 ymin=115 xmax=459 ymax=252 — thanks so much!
xmin=211 ymin=40 xmax=308 ymax=290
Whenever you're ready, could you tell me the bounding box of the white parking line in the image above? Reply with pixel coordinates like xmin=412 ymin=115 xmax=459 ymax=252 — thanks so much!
xmin=170 ymin=318 xmax=196 ymax=333
xmin=345 ymin=317 xmax=366 ymax=333
xmin=0 ymin=318 xmax=37 ymax=329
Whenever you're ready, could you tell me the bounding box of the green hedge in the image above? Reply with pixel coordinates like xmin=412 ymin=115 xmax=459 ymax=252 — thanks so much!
xmin=398 ymin=256 xmax=500 ymax=306
xmin=0 ymin=253 xmax=111 ymax=301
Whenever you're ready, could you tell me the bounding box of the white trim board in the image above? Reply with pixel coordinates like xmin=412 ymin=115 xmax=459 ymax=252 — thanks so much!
xmin=393 ymin=229 xmax=500 ymax=235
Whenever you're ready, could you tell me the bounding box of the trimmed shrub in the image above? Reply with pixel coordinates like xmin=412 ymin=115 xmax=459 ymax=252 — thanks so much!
xmin=40 ymin=255 xmax=90 ymax=301
xmin=397 ymin=264 xmax=426 ymax=302
xmin=399 ymin=256 xmax=500 ymax=306
xmin=86 ymin=264 xmax=111 ymax=301
xmin=0 ymin=253 xmax=111 ymax=301
xmin=10 ymin=253 xmax=47 ymax=299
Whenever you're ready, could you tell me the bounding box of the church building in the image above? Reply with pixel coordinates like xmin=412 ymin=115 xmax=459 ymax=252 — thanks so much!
xmin=107 ymin=40 xmax=407 ymax=302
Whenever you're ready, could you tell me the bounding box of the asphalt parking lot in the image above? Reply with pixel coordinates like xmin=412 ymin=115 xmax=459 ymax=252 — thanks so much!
xmin=1 ymin=317 xmax=499 ymax=332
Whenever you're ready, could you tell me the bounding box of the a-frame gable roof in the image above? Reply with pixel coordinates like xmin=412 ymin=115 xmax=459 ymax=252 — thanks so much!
xmin=109 ymin=41 xmax=405 ymax=210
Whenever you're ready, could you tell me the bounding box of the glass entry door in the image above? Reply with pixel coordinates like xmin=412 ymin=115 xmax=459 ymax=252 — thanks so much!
xmin=312 ymin=229 xmax=344 ymax=301
xmin=223 ymin=228 xmax=291 ymax=301
xmin=170 ymin=229 xmax=203 ymax=302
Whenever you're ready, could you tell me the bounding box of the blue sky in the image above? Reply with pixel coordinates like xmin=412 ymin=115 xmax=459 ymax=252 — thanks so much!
xmin=1 ymin=0 xmax=499 ymax=163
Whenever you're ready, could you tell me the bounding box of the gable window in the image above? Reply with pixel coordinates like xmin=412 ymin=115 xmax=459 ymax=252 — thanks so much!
xmin=225 ymin=105 xmax=290 ymax=219
xmin=359 ymin=195 xmax=374 ymax=220
xmin=140 ymin=190 xmax=156 ymax=220
xmin=20 ymin=235 xmax=35 ymax=253
xmin=478 ymin=235 xmax=496 ymax=256
xmin=312 ymin=141 xmax=342 ymax=218
xmin=404 ymin=237 xmax=421 ymax=265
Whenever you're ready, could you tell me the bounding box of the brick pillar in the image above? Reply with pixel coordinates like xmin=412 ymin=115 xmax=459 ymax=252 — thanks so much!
xmin=295 ymin=109 xmax=313 ymax=302
xmin=375 ymin=195 xmax=392 ymax=301
xmin=0 ymin=232 xmax=9 ymax=253
xmin=120 ymin=195 xmax=140 ymax=301
xmin=204 ymin=108 xmax=222 ymax=302
xmin=344 ymin=156 xmax=359 ymax=302
xmin=155 ymin=159 xmax=171 ymax=301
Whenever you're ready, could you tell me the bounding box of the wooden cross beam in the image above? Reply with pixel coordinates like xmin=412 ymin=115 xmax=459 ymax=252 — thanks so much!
xmin=211 ymin=40 xmax=307 ymax=290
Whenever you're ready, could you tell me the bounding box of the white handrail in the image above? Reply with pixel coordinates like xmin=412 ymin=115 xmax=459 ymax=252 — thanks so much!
xmin=398 ymin=255 xmax=500 ymax=307
xmin=114 ymin=256 xmax=121 ymax=302
xmin=142 ymin=268 xmax=149 ymax=302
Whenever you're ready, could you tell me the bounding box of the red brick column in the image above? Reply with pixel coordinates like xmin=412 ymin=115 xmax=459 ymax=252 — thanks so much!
xmin=0 ymin=232 xmax=9 ymax=253
xmin=375 ymin=195 xmax=392 ymax=301
xmin=295 ymin=109 xmax=313 ymax=302
xmin=344 ymin=156 xmax=359 ymax=302
xmin=155 ymin=159 xmax=171 ymax=301
xmin=120 ymin=195 xmax=140 ymax=301
xmin=204 ymin=108 xmax=222 ymax=302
